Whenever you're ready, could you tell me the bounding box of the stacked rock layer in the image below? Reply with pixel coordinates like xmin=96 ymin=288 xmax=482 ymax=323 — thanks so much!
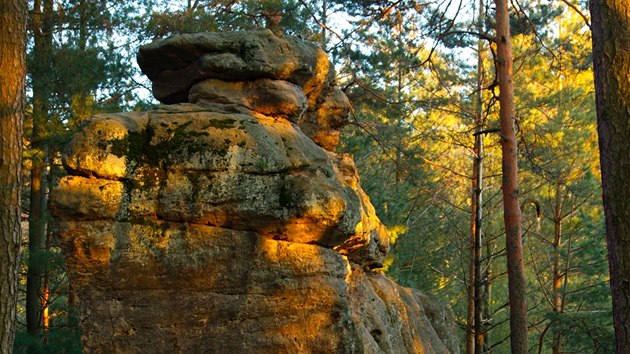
xmin=51 ymin=30 xmax=459 ymax=353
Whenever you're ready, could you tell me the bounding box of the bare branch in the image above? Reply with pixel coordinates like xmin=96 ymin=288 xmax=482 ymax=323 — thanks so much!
xmin=559 ymin=0 xmax=591 ymax=29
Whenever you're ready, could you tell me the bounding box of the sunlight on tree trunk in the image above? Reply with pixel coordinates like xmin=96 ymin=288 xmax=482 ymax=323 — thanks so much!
xmin=0 ymin=0 xmax=26 ymax=352
xmin=495 ymin=0 xmax=528 ymax=351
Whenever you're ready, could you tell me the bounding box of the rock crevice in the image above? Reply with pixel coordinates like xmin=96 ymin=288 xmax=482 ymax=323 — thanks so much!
xmin=51 ymin=30 xmax=459 ymax=353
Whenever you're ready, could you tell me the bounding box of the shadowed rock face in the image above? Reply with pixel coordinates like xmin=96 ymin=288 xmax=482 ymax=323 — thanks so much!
xmin=51 ymin=31 xmax=459 ymax=354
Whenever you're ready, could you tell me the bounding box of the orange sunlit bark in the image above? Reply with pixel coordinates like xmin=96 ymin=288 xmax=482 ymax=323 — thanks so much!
xmin=42 ymin=282 xmax=50 ymax=330
xmin=495 ymin=0 xmax=528 ymax=352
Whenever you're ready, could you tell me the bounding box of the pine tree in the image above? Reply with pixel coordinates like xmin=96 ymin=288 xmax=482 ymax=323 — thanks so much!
xmin=591 ymin=0 xmax=630 ymax=351
xmin=0 ymin=0 xmax=27 ymax=351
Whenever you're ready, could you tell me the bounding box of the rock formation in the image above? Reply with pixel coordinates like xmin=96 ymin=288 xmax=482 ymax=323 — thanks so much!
xmin=51 ymin=30 xmax=459 ymax=353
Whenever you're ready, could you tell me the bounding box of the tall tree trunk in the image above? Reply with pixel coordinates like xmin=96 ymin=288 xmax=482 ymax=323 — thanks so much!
xmin=471 ymin=107 xmax=484 ymax=354
xmin=0 ymin=0 xmax=27 ymax=352
xmin=590 ymin=0 xmax=630 ymax=352
xmin=483 ymin=240 xmax=493 ymax=353
xmin=466 ymin=243 xmax=475 ymax=354
xmin=551 ymin=183 xmax=563 ymax=354
xmin=495 ymin=0 xmax=527 ymax=352
xmin=320 ymin=0 xmax=327 ymax=49
xmin=26 ymin=0 xmax=53 ymax=336
xmin=42 ymin=230 xmax=52 ymax=332
xmin=468 ymin=4 xmax=488 ymax=352
xmin=472 ymin=67 xmax=485 ymax=354
xmin=473 ymin=1 xmax=485 ymax=351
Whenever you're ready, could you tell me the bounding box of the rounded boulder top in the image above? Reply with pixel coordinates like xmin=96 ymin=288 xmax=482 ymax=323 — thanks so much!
xmin=137 ymin=30 xmax=335 ymax=105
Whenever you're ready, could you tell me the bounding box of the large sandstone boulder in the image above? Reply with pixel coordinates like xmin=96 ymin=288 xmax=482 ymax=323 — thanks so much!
xmin=51 ymin=31 xmax=459 ymax=353
xmin=138 ymin=30 xmax=348 ymax=151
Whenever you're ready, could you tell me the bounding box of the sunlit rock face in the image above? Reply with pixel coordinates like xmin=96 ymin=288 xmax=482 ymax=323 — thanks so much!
xmin=51 ymin=30 xmax=459 ymax=354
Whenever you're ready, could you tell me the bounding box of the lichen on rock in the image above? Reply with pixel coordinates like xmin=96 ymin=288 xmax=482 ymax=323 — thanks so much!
xmin=51 ymin=30 xmax=459 ymax=354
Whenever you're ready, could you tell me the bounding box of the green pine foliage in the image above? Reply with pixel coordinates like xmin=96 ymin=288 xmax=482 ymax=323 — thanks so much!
xmin=337 ymin=0 xmax=612 ymax=352
xmin=16 ymin=1 xmax=158 ymax=352
xmin=146 ymin=0 xmax=317 ymax=39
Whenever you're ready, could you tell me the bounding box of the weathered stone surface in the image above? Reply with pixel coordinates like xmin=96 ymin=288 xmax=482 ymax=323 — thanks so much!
xmin=58 ymin=105 xmax=381 ymax=253
xmin=347 ymin=269 xmax=460 ymax=354
xmin=56 ymin=220 xmax=360 ymax=352
xmin=298 ymin=87 xmax=351 ymax=150
xmin=137 ymin=30 xmax=334 ymax=106
xmin=51 ymin=176 xmax=124 ymax=220
xmin=189 ymin=78 xmax=308 ymax=121
xmin=137 ymin=30 xmax=348 ymax=150
xmin=415 ymin=292 xmax=461 ymax=353
xmin=64 ymin=112 xmax=149 ymax=179
xmin=52 ymin=103 xmax=458 ymax=353
xmin=52 ymin=31 xmax=459 ymax=354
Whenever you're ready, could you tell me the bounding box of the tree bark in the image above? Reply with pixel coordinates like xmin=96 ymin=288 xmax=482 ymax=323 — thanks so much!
xmin=466 ymin=244 xmax=475 ymax=354
xmin=471 ymin=99 xmax=484 ymax=354
xmin=473 ymin=2 xmax=485 ymax=351
xmin=467 ymin=4 xmax=487 ymax=351
xmin=0 ymin=0 xmax=27 ymax=352
xmin=483 ymin=240 xmax=493 ymax=352
xmin=473 ymin=66 xmax=485 ymax=354
xmin=26 ymin=0 xmax=53 ymax=336
xmin=495 ymin=0 xmax=528 ymax=352
xmin=590 ymin=0 xmax=630 ymax=352
xmin=551 ymin=183 xmax=563 ymax=354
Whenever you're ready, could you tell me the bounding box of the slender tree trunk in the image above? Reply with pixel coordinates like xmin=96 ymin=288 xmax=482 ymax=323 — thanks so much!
xmin=26 ymin=0 xmax=53 ymax=336
xmin=467 ymin=4 xmax=487 ymax=351
xmin=472 ymin=111 xmax=484 ymax=354
xmin=466 ymin=246 xmax=475 ymax=354
xmin=551 ymin=184 xmax=563 ymax=354
xmin=495 ymin=0 xmax=527 ymax=351
xmin=0 ymin=0 xmax=27 ymax=352
xmin=320 ymin=0 xmax=327 ymax=49
xmin=395 ymin=61 xmax=404 ymax=187
xmin=26 ymin=157 xmax=47 ymax=336
xmin=472 ymin=74 xmax=485 ymax=354
xmin=551 ymin=24 xmax=566 ymax=352
xmin=473 ymin=2 xmax=485 ymax=351
xmin=42 ymin=229 xmax=52 ymax=333
xmin=590 ymin=0 xmax=630 ymax=352
xmin=483 ymin=240 xmax=493 ymax=353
